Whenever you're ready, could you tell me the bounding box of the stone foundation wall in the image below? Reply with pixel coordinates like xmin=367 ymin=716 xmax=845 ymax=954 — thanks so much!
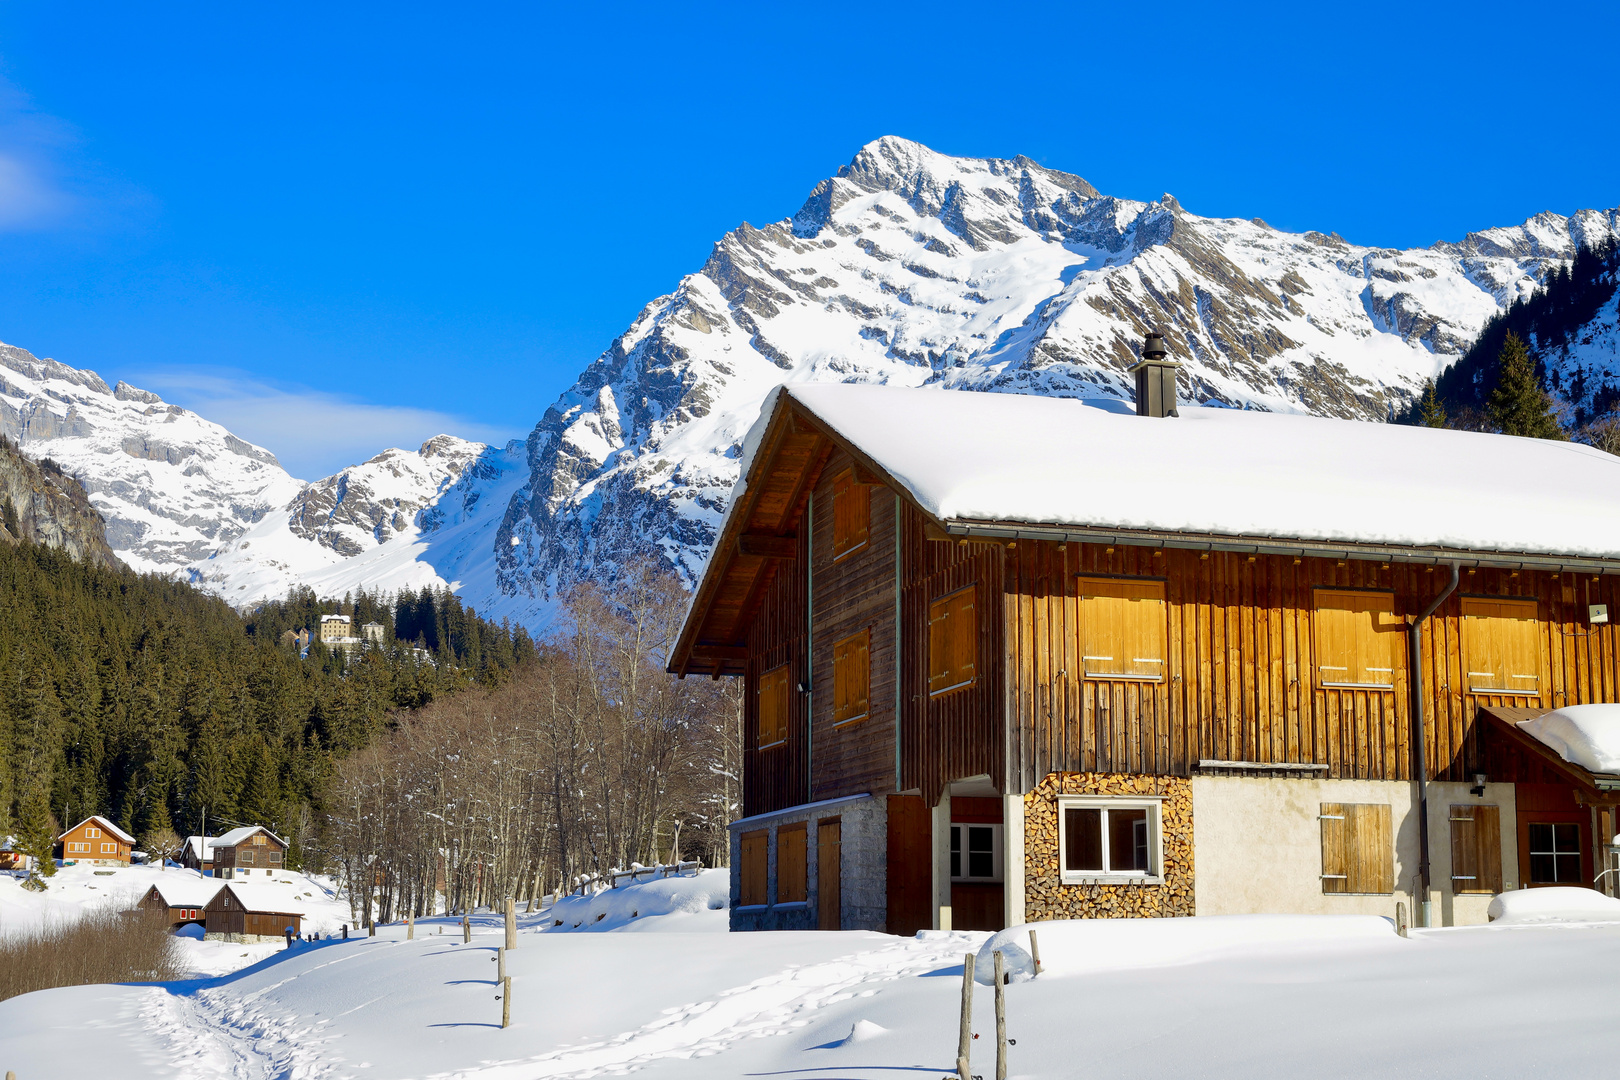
xmin=728 ymin=793 xmax=887 ymax=932
xmin=1023 ymin=772 xmax=1194 ymax=920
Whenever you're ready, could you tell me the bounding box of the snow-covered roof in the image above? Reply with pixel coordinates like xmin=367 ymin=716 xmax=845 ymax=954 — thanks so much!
xmin=321 ymin=614 xmax=352 ymax=623
xmin=58 ymin=815 xmax=136 ymax=844
xmin=213 ymin=825 xmax=285 ymax=848
xmin=142 ymin=879 xmax=224 ymax=907
xmin=772 ymin=384 xmax=1620 ymax=564
xmin=218 ymin=882 xmax=309 ymax=916
xmin=1518 ymin=706 xmax=1620 ymax=775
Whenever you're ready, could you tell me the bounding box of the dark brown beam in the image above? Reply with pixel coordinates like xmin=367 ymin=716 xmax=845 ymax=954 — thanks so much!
xmin=739 ymin=534 xmax=798 ymax=559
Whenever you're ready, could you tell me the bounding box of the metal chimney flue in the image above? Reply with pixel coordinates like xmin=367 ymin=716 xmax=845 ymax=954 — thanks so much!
xmin=1129 ymin=332 xmax=1180 ymax=417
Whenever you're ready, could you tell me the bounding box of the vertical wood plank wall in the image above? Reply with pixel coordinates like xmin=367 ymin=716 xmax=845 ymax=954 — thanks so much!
xmin=809 ymin=451 xmax=899 ymax=803
xmin=1005 ymin=540 xmax=1620 ymax=794
xmin=743 ymin=533 xmax=808 ymax=818
xmin=900 ymin=505 xmax=1005 ymax=806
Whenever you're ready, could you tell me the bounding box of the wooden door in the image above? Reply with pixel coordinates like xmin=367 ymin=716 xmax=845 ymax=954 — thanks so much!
xmin=818 ymin=819 xmax=841 ymax=931
xmin=886 ymin=795 xmax=931 ymax=936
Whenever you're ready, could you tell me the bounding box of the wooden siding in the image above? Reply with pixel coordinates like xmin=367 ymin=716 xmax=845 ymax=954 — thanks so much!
xmin=743 ymin=534 xmax=808 ymax=816
xmin=809 ymin=455 xmax=898 ymax=803
xmin=1005 ymin=541 xmax=1620 ymax=792
xmin=901 ymin=504 xmax=1005 ymax=805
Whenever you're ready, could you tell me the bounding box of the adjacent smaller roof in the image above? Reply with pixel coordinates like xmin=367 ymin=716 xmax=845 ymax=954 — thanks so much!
xmin=1519 ymin=706 xmax=1620 ymax=774
xmin=213 ymin=825 xmax=286 ymax=848
xmin=142 ymin=879 xmax=224 ymax=908
xmin=216 ymin=882 xmax=306 ymax=917
xmin=57 ymin=815 xmax=136 ymax=845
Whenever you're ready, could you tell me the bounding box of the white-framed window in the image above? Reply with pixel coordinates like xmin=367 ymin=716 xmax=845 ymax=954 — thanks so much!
xmin=101 ymin=842 xmax=117 ymax=853
xmin=950 ymin=823 xmax=1003 ymax=883
xmin=1057 ymin=796 xmax=1164 ymax=884
xmin=85 ymin=827 xmax=101 ymax=839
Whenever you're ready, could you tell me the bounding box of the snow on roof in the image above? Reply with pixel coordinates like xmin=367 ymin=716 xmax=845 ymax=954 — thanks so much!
xmin=143 ymin=878 xmax=224 ymax=907
xmin=774 ymin=384 xmax=1620 ymax=561
xmin=213 ymin=825 xmax=285 ymax=848
xmin=58 ymin=815 xmax=136 ymax=844
xmin=219 ymin=882 xmax=310 ymax=916
xmin=1518 ymin=706 xmax=1620 ymax=774
xmin=321 ymin=614 xmax=351 ymax=623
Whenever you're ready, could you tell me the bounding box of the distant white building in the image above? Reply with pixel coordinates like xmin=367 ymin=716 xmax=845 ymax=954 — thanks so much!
xmin=318 ymin=614 xmax=376 ymax=656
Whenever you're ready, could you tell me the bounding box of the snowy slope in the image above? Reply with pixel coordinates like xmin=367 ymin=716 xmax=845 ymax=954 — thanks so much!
xmin=6 ymin=913 xmax=1620 ymax=1079
xmin=487 ymin=137 xmax=1620 ymax=616
xmin=0 ymin=343 xmax=303 ymax=573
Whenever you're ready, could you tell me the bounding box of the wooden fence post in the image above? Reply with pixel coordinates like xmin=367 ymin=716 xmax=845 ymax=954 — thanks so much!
xmin=994 ymin=950 xmax=1007 ymax=1080
xmin=957 ymin=952 xmax=975 ymax=1080
xmin=501 ymin=976 xmax=511 ymax=1029
xmin=505 ymin=896 xmax=516 ymax=950
xmin=407 ymin=915 xmax=414 ymax=941
xmin=462 ymin=915 xmax=471 ymax=944
xmin=1396 ymin=901 xmax=1409 ymax=938
xmin=1028 ymin=928 xmax=1042 ymax=975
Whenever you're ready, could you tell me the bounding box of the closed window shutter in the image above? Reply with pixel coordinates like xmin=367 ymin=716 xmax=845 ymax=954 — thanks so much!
xmin=1449 ymin=804 xmax=1502 ymax=894
xmin=833 ymin=629 xmax=871 ymax=724
xmin=832 ymin=470 xmax=869 ymax=560
xmin=929 ymin=586 xmax=977 ymax=696
xmin=777 ymin=825 xmax=807 ymax=903
xmin=758 ymin=665 xmax=790 ymax=748
xmin=1079 ymin=578 xmax=1166 ymax=680
xmin=740 ymin=831 xmax=768 ymax=906
xmin=1321 ymin=803 xmax=1392 ymax=894
xmin=1314 ymin=590 xmax=1399 ymax=688
xmin=1462 ymin=598 xmax=1540 ymax=695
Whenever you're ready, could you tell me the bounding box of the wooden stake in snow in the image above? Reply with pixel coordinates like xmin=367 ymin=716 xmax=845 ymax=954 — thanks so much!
xmin=462 ymin=915 xmax=471 ymax=944
xmin=1396 ymin=901 xmax=1409 ymax=938
xmin=993 ymin=950 xmax=1007 ymax=1080
xmin=501 ymin=976 xmax=511 ymax=1029
xmin=407 ymin=915 xmax=415 ymax=941
xmin=1028 ymin=928 xmax=1043 ymax=975
xmin=957 ymin=951 xmax=975 ymax=1080
xmin=497 ymin=946 xmax=506 ymax=981
xmin=505 ymin=896 xmax=516 ymax=950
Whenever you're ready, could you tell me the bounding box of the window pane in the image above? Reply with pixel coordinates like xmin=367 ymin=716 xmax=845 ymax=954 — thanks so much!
xmin=1109 ymin=808 xmax=1151 ymax=872
xmin=950 ymin=826 xmax=961 ymax=879
xmin=968 ymin=826 xmax=994 ymax=879
xmin=1064 ymin=808 xmax=1102 ymax=872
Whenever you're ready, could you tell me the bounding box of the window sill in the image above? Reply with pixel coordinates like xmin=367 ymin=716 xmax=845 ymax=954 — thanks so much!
xmin=951 ymin=878 xmax=1004 ymax=885
xmin=1467 ymin=689 xmax=1541 ymax=697
xmin=833 ymin=715 xmax=868 ymax=728
xmin=758 ymin=740 xmax=788 ymax=751
xmin=1319 ymin=683 xmax=1396 ymax=691
xmin=1060 ymin=875 xmax=1164 ymax=886
xmin=773 ymin=901 xmax=809 ymax=909
xmin=1082 ymin=674 xmax=1164 ymax=683
xmin=735 ymin=904 xmax=770 ymax=913
xmin=929 ymin=680 xmax=976 ymax=699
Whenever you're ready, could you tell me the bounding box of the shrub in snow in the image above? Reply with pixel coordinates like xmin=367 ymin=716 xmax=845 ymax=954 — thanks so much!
xmin=542 ymin=869 xmax=728 ymax=933
xmin=1486 ymin=888 xmax=1620 ymax=925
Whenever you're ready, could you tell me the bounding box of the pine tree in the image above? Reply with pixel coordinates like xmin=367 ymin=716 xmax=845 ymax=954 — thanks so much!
xmin=1418 ymin=379 xmax=1448 ymax=428
xmin=1487 ymin=331 xmax=1566 ymax=440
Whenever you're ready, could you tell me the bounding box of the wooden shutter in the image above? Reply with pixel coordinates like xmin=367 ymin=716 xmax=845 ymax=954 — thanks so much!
xmin=832 ymin=469 xmax=869 ymax=561
xmin=1461 ymin=598 xmax=1541 ymax=695
xmin=777 ymin=824 xmax=808 ymax=903
xmin=1314 ymin=590 xmax=1400 ymax=688
xmin=832 ymin=629 xmax=871 ymax=725
xmin=1449 ymin=804 xmax=1503 ymax=894
xmin=928 ymin=585 xmax=977 ymax=696
xmin=758 ymin=665 xmax=791 ymax=748
xmin=740 ymin=830 xmax=768 ymax=906
xmin=1321 ymin=803 xmax=1392 ymax=894
xmin=1078 ymin=578 xmax=1166 ymax=680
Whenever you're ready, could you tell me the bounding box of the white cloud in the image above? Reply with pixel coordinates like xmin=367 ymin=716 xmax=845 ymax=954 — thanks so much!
xmin=126 ymin=366 xmax=519 ymax=481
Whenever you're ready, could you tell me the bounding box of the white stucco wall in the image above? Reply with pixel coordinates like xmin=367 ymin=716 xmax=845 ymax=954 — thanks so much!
xmin=1191 ymin=776 xmax=1518 ymax=926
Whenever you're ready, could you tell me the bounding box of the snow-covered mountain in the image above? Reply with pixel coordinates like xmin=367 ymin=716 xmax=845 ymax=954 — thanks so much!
xmin=9 ymin=137 xmax=1618 ymax=630
xmin=487 ymin=137 xmax=1620 ymax=611
xmin=0 ymin=343 xmax=302 ymax=573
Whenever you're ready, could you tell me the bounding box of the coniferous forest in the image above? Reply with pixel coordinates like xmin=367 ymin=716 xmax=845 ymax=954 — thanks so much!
xmin=0 ymin=533 xmax=535 ymax=874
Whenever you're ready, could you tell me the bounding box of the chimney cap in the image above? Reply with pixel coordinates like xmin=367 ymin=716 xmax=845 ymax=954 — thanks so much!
xmin=1142 ymin=332 xmax=1169 ymax=360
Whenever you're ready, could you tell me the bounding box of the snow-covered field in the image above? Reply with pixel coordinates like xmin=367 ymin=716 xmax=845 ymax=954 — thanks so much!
xmin=3 ymin=873 xmax=1620 ymax=1080
xmin=0 ymin=862 xmax=355 ymax=978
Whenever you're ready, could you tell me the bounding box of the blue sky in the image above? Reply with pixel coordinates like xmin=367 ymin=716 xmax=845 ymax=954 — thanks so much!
xmin=0 ymin=1 xmax=1615 ymax=478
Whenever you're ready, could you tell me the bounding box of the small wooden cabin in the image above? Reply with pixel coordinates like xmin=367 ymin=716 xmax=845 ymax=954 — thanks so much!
xmin=671 ymin=379 xmax=1620 ymax=933
xmin=204 ymin=883 xmax=303 ymax=942
xmin=57 ymin=815 xmax=134 ymax=867
xmin=135 ymin=881 xmax=221 ymax=927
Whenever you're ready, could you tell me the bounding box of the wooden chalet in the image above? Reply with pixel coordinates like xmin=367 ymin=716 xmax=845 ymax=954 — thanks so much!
xmin=670 ymin=354 xmax=1620 ymax=934
xmin=183 ymin=826 xmax=288 ymax=879
xmin=57 ymin=815 xmax=134 ymax=867
xmin=204 ymin=883 xmax=303 ymax=942
xmin=135 ymin=880 xmax=221 ymax=928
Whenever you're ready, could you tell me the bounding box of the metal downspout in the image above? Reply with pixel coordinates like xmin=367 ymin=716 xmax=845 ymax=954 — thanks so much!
xmin=1410 ymin=561 xmax=1460 ymax=928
